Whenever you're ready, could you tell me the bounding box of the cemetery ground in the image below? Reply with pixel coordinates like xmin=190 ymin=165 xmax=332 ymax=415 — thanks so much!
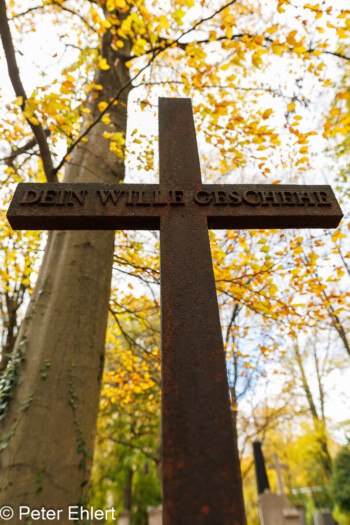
xmin=1 ymin=0 xmax=350 ymax=524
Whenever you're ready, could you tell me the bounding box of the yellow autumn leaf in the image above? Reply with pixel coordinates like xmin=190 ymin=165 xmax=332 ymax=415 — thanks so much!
xmin=13 ymin=96 xmax=23 ymax=106
xmin=24 ymin=99 xmax=38 ymax=117
xmin=304 ymin=3 xmax=319 ymax=10
xmin=287 ymin=102 xmax=296 ymax=111
xmin=308 ymin=252 xmax=319 ymax=265
xmin=337 ymin=27 xmax=348 ymax=39
xmin=115 ymin=0 xmax=127 ymax=9
xmin=266 ymin=25 xmax=279 ymax=34
xmin=106 ymin=0 xmax=127 ymax=10
xmin=98 ymin=57 xmax=110 ymax=70
xmin=252 ymin=52 xmax=263 ymax=68
xmin=272 ymin=44 xmax=283 ymax=56
xmin=293 ymin=45 xmax=306 ymax=56
xmin=101 ymin=19 xmax=112 ymax=29
xmin=286 ymin=30 xmax=297 ymax=46
xmin=172 ymin=8 xmax=185 ymax=25
xmin=158 ymin=15 xmax=170 ymax=30
xmin=295 ymin=156 xmax=309 ymax=165
xmin=101 ymin=114 xmax=111 ymax=124
xmin=262 ymin=109 xmax=273 ymax=119
xmin=98 ymin=101 xmax=109 ymax=112
xmin=28 ymin=116 xmax=40 ymax=125
xmin=112 ymin=132 xmax=125 ymax=145
xmin=331 ymin=230 xmax=346 ymax=242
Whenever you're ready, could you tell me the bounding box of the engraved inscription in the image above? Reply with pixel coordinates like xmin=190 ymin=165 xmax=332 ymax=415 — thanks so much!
xmin=19 ymin=188 xmax=333 ymax=208
xmin=98 ymin=190 xmax=124 ymax=205
xmin=170 ymin=190 xmax=185 ymax=205
xmin=192 ymin=190 xmax=332 ymax=207
xmin=20 ymin=190 xmax=88 ymax=206
xmin=193 ymin=190 xmax=212 ymax=205
xmin=153 ymin=190 xmax=168 ymax=206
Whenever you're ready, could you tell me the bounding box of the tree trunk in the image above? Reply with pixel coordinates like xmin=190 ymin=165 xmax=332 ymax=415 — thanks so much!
xmin=0 ymin=19 xmax=131 ymax=518
xmin=294 ymin=342 xmax=332 ymax=479
xmin=123 ymin=469 xmax=133 ymax=511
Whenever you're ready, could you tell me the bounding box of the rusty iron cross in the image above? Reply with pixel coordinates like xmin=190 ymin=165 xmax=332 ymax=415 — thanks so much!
xmin=7 ymin=98 xmax=343 ymax=524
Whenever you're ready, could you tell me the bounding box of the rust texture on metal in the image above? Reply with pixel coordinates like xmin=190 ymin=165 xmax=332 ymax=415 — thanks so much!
xmin=8 ymin=182 xmax=343 ymax=231
xmin=6 ymin=98 xmax=344 ymax=524
xmin=159 ymin=98 xmax=245 ymax=524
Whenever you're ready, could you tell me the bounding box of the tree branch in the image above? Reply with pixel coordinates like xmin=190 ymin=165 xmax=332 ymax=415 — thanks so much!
xmin=10 ymin=5 xmax=43 ymax=18
xmin=54 ymin=59 xmax=153 ymax=175
xmin=51 ymin=0 xmax=97 ymax=32
xmin=0 ymin=0 xmax=57 ymax=182
xmin=54 ymin=0 xmax=238 ymax=173
xmin=140 ymin=31 xmax=350 ymax=63
xmin=176 ymin=0 xmax=238 ymax=43
xmin=318 ymin=49 xmax=350 ymax=61
xmin=1 ymin=130 xmax=51 ymax=165
xmin=11 ymin=0 xmax=97 ymax=33
xmin=106 ymin=435 xmax=160 ymax=464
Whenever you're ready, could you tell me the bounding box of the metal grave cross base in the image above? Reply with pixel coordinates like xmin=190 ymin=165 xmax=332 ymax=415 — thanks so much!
xmin=7 ymin=98 xmax=343 ymax=524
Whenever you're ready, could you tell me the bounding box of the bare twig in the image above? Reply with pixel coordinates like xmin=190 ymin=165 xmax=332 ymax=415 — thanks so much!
xmin=51 ymin=0 xmax=97 ymax=32
xmin=106 ymin=435 xmax=160 ymax=464
xmin=10 ymin=5 xmax=43 ymax=18
xmin=174 ymin=0 xmax=238 ymax=45
xmin=1 ymin=130 xmax=50 ymax=165
xmin=140 ymin=31 xmax=350 ymax=63
xmin=309 ymin=48 xmax=350 ymax=61
xmin=133 ymin=80 xmax=286 ymax=97
xmin=11 ymin=1 xmax=96 ymax=32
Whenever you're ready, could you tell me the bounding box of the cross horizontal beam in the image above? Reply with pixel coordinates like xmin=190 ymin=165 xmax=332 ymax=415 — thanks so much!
xmin=7 ymin=182 xmax=342 ymax=230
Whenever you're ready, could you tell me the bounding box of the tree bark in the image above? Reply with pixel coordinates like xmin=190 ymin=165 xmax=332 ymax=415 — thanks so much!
xmin=0 ymin=16 xmax=131 ymax=517
xmin=123 ymin=469 xmax=133 ymax=511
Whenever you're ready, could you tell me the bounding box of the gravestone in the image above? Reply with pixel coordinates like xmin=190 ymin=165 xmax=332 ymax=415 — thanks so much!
xmin=272 ymin=453 xmax=289 ymax=495
xmin=7 ymin=98 xmax=343 ymax=525
xmin=284 ymin=508 xmax=306 ymax=525
xmin=253 ymin=441 xmax=271 ymax=495
xmin=148 ymin=506 xmax=162 ymax=525
xmin=117 ymin=510 xmax=131 ymax=525
xmin=253 ymin=441 xmax=305 ymax=525
xmin=314 ymin=510 xmax=336 ymax=525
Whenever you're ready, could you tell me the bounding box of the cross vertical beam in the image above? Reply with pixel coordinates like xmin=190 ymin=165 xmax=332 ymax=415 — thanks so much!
xmin=159 ymin=99 xmax=244 ymax=524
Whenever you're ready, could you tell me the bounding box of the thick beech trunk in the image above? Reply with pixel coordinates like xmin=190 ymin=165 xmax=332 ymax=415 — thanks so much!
xmin=0 ymin=22 xmax=131 ymax=518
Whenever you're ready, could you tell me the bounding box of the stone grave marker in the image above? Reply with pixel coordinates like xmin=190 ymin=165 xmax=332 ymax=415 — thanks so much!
xmin=314 ymin=510 xmax=337 ymax=525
